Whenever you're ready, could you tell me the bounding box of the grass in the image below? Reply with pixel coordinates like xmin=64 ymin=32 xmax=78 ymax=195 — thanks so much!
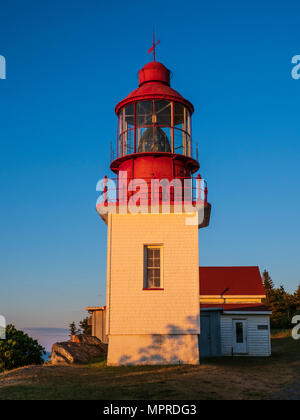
xmin=0 ymin=336 xmax=299 ymax=400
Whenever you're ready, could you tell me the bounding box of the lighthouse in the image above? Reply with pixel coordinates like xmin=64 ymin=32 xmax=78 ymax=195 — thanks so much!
xmin=97 ymin=47 xmax=211 ymax=365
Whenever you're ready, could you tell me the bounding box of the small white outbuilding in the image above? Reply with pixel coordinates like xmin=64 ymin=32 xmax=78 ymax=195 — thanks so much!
xmin=199 ymin=266 xmax=272 ymax=357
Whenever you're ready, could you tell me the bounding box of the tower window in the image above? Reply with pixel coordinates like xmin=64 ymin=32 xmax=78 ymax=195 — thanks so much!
xmin=144 ymin=245 xmax=163 ymax=289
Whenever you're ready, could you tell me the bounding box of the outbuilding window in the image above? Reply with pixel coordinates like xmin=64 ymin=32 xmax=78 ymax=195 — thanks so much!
xmin=144 ymin=245 xmax=163 ymax=289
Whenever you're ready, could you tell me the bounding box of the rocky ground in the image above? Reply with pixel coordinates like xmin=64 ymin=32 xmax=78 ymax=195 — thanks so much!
xmin=51 ymin=334 xmax=107 ymax=364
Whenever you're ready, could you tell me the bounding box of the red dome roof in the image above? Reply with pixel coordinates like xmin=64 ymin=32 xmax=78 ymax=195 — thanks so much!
xmin=138 ymin=61 xmax=171 ymax=86
xmin=115 ymin=61 xmax=194 ymax=115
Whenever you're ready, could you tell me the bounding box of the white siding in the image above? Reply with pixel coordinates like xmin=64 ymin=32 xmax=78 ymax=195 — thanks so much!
xmin=105 ymin=212 xmax=200 ymax=365
xmin=247 ymin=316 xmax=271 ymax=356
xmin=220 ymin=316 xmax=233 ymax=356
xmin=221 ymin=315 xmax=271 ymax=357
xmin=107 ymin=212 xmax=200 ymax=335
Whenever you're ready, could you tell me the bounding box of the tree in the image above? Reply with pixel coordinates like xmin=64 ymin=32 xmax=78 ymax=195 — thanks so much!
xmin=69 ymin=321 xmax=79 ymax=337
xmin=294 ymin=285 xmax=300 ymax=301
xmin=262 ymin=271 xmax=299 ymax=330
xmin=294 ymin=284 xmax=300 ymax=314
xmin=79 ymin=317 xmax=92 ymax=336
xmin=274 ymin=285 xmax=294 ymax=329
xmin=262 ymin=270 xmax=274 ymax=295
xmin=0 ymin=325 xmax=45 ymax=372
xmin=262 ymin=270 xmax=278 ymax=327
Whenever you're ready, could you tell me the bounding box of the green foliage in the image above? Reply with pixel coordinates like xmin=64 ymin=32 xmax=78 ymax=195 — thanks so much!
xmin=69 ymin=321 xmax=79 ymax=337
xmin=69 ymin=318 xmax=92 ymax=337
xmin=79 ymin=317 xmax=92 ymax=336
xmin=294 ymin=285 xmax=300 ymax=313
xmin=0 ymin=325 xmax=45 ymax=372
xmin=262 ymin=270 xmax=274 ymax=293
xmin=262 ymin=270 xmax=300 ymax=329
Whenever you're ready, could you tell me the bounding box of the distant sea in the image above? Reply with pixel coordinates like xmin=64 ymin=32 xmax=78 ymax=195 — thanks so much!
xmin=22 ymin=328 xmax=69 ymax=353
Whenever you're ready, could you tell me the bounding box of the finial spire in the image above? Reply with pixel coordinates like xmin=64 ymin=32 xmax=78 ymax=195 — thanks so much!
xmin=148 ymin=31 xmax=160 ymax=62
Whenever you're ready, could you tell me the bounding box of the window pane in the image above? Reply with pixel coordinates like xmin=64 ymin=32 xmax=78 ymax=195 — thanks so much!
xmin=147 ymin=254 xmax=153 ymax=262
xmin=154 ymin=100 xmax=171 ymax=126
xmin=153 ymin=258 xmax=160 ymax=267
xmin=138 ymin=127 xmax=154 ymax=152
xmin=118 ymin=105 xmax=135 ymax=157
xmin=138 ymin=126 xmax=171 ymax=153
xmin=147 ymin=272 xmax=154 ymax=288
xmin=174 ymin=128 xmax=183 ymax=153
xmin=124 ymin=104 xmax=134 ymax=129
xmin=136 ymin=101 xmax=153 ymax=127
xmin=126 ymin=129 xmax=134 ymax=155
xmin=154 ymin=127 xmax=171 ymax=152
xmin=173 ymin=103 xmax=190 ymax=157
xmin=147 ymin=248 xmax=154 ymax=258
xmin=153 ymin=249 xmax=160 ymax=258
xmin=174 ymin=103 xmax=184 ymax=127
xmin=186 ymin=110 xmax=190 ymax=135
xmin=154 ymin=277 xmax=161 ymax=288
xmin=147 ymin=268 xmax=160 ymax=288
xmin=186 ymin=134 xmax=191 ymax=157
xmin=159 ymin=127 xmax=171 ymax=152
xmin=118 ymin=109 xmax=124 ymax=134
xmin=236 ymin=322 xmax=244 ymax=343
xmin=147 ymin=249 xmax=154 ymax=266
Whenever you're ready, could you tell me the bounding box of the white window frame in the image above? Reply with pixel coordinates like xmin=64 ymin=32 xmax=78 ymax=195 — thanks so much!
xmin=143 ymin=245 xmax=164 ymax=290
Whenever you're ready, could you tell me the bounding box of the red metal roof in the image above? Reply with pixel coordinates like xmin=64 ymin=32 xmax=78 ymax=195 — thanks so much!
xmin=199 ymin=266 xmax=266 ymax=296
xmin=138 ymin=61 xmax=171 ymax=86
xmin=115 ymin=61 xmax=194 ymax=115
xmin=201 ymin=303 xmax=270 ymax=312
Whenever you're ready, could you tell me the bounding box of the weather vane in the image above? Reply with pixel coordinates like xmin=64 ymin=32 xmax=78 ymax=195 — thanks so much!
xmin=148 ymin=31 xmax=160 ymax=62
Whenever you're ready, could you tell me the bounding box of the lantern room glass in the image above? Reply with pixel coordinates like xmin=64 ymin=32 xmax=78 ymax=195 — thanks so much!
xmin=117 ymin=100 xmax=191 ymax=158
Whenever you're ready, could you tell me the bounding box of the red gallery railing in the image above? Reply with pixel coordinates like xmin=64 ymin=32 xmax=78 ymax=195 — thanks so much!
xmin=98 ymin=175 xmax=208 ymax=208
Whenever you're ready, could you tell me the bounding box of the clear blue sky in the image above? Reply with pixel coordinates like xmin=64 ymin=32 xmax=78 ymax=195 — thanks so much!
xmin=0 ymin=0 xmax=299 ymax=343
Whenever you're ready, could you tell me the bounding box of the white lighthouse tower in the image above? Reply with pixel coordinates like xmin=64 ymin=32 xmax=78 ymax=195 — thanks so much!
xmin=97 ymin=50 xmax=211 ymax=365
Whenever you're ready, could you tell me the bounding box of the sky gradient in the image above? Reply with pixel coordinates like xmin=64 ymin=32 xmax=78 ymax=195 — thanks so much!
xmin=0 ymin=0 xmax=299 ymax=348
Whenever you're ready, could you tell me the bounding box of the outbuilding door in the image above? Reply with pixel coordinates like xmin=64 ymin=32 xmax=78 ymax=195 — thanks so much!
xmin=199 ymin=311 xmax=221 ymax=358
xmin=232 ymin=320 xmax=247 ymax=354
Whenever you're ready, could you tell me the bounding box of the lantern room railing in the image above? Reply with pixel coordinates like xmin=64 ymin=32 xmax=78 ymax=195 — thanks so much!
xmin=97 ymin=175 xmax=208 ymax=207
xmin=117 ymin=100 xmax=192 ymax=159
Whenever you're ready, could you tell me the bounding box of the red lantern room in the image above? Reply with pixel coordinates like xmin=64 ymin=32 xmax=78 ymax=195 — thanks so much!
xmin=111 ymin=60 xmax=200 ymax=183
xmin=97 ymin=40 xmax=210 ymax=224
